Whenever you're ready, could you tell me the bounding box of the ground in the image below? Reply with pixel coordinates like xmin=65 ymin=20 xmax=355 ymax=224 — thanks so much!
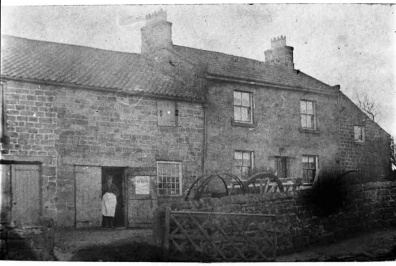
xmin=276 ymin=227 xmax=396 ymax=262
xmin=53 ymin=227 xmax=396 ymax=262
xmin=53 ymin=228 xmax=159 ymax=261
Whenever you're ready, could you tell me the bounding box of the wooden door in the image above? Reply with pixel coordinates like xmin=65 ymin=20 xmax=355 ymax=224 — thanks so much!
xmin=75 ymin=166 xmax=102 ymax=228
xmin=125 ymin=169 xmax=157 ymax=228
xmin=11 ymin=164 xmax=41 ymax=226
xmin=1 ymin=164 xmax=11 ymax=224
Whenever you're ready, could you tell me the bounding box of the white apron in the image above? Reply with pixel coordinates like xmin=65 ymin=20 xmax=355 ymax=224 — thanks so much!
xmin=101 ymin=192 xmax=117 ymax=217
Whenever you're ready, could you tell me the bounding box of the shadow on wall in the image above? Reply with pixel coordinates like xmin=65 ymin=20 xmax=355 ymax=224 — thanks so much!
xmin=304 ymin=171 xmax=359 ymax=217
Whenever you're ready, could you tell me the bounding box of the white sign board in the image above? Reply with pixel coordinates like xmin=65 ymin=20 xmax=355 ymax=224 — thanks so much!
xmin=135 ymin=176 xmax=150 ymax=195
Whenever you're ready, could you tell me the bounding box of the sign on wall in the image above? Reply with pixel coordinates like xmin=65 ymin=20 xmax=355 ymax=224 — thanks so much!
xmin=135 ymin=176 xmax=150 ymax=195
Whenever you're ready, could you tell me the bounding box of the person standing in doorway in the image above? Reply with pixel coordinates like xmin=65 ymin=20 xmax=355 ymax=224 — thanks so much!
xmin=102 ymin=175 xmax=119 ymax=228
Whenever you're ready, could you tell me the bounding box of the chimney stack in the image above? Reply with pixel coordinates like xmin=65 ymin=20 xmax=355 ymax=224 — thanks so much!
xmin=264 ymin=36 xmax=294 ymax=69
xmin=141 ymin=9 xmax=172 ymax=54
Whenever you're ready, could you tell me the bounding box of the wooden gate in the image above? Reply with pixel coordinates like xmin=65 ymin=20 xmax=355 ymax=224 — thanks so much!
xmin=10 ymin=164 xmax=41 ymax=226
xmin=125 ymin=169 xmax=157 ymax=228
xmin=164 ymin=210 xmax=278 ymax=262
xmin=75 ymin=166 xmax=102 ymax=228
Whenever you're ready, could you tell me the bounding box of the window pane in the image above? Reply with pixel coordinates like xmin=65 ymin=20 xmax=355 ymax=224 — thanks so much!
xmin=241 ymin=93 xmax=250 ymax=107
xmin=354 ymin=126 xmax=359 ymax=137
xmin=354 ymin=126 xmax=363 ymax=141
xmin=300 ymin=101 xmax=306 ymax=113
xmin=241 ymin=166 xmax=249 ymax=177
xmin=241 ymin=107 xmax=249 ymax=122
xmin=235 ymin=166 xmax=240 ymax=175
xmin=157 ymin=162 xmax=181 ymax=196
xmin=301 ymin=115 xmax=307 ymax=128
xmin=306 ymin=101 xmax=313 ymax=114
xmin=234 ymin=107 xmax=242 ymax=121
xmin=235 ymin=151 xmax=243 ymax=167
xmin=242 ymin=152 xmax=251 ymax=162
xmin=302 ymin=156 xmax=317 ymax=183
xmin=242 ymin=158 xmax=250 ymax=167
xmin=276 ymin=157 xmax=288 ymax=178
xmin=311 ymin=115 xmax=316 ymax=129
xmin=302 ymin=170 xmax=309 ymax=182
xmin=306 ymin=115 xmax=312 ymax=128
xmin=234 ymin=91 xmax=242 ymax=105
xmin=307 ymin=170 xmax=315 ymax=183
xmin=235 ymin=151 xmax=253 ymax=178
xmin=235 ymin=160 xmax=243 ymax=167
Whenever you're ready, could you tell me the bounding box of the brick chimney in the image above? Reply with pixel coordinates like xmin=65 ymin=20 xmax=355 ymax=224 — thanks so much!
xmin=141 ymin=9 xmax=172 ymax=54
xmin=264 ymin=36 xmax=294 ymax=69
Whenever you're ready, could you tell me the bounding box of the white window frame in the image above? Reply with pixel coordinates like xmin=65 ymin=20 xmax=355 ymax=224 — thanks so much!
xmin=233 ymin=91 xmax=253 ymax=124
xmin=354 ymin=125 xmax=365 ymax=143
xmin=234 ymin=150 xmax=254 ymax=178
xmin=302 ymin=155 xmax=318 ymax=183
xmin=156 ymin=161 xmax=182 ymax=196
xmin=300 ymin=100 xmax=317 ymax=130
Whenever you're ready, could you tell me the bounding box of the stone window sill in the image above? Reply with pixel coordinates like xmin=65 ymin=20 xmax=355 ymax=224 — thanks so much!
xmin=232 ymin=120 xmax=258 ymax=128
xmin=354 ymin=141 xmax=365 ymax=145
xmin=158 ymin=125 xmax=178 ymax=131
xmin=299 ymin=128 xmax=321 ymax=135
xmin=157 ymin=194 xmax=183 ymax=198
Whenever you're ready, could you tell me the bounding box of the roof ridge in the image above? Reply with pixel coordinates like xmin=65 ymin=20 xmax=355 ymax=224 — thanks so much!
xmin=173 ymin=44 xmax=333 ymax=90
xmin=1 ymin=34 xmax=142 ymax=57
xmin=1 ymin=35 xmax=206 ymax=102
xmin=173 ymin=44 xmax=269 ymax=65
xmin=173 ymin=44 xmax=307 ymax=75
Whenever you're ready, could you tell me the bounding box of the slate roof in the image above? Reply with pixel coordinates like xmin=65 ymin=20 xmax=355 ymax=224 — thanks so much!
xmin=1 ymin=35 xmax=206 ymax=102
xmin=173 ymin=45 xmax=333 ymax=91
xmin=1 ymin=35 xmax=334 ymax=103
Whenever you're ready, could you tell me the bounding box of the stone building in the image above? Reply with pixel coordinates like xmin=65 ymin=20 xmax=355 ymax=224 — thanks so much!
xmin=0 ymin=10 xmax=391 ymax=228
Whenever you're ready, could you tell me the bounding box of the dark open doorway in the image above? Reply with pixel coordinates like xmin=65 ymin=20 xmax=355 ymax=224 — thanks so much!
xmin=102 ymin=167 xmax=127 ymax=228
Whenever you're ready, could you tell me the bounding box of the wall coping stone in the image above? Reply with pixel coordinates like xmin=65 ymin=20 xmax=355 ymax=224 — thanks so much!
xmin=170 ymin=181 xmax=396 ymax=211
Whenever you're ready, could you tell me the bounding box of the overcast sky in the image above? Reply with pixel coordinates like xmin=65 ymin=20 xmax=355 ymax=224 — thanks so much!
xmin=1 ymin=3 xmax=395 ymax=135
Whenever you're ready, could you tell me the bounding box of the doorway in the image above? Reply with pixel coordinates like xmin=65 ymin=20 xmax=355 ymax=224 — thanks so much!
xmin=102 ymin=167 xmax=127 ymax=228
xmin=3 ymin=164 xmax=41 ymax=227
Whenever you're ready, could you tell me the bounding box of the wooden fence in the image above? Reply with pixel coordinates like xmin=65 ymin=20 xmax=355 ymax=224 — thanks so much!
xmin=163 ymin=209 xmax=279 ymax=262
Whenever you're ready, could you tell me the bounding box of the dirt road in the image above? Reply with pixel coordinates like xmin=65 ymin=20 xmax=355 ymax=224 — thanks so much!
xmin=53 ymin=227 xmax=396 ymax=262
xmin=276 ymin=227 xmax=396 ymax=262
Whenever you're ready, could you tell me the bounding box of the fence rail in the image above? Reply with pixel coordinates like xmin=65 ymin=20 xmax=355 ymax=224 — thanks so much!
xmin=163 ymin=209 xmax=279 ymax=262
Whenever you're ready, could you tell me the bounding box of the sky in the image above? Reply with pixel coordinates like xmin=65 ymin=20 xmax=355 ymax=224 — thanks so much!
xmin=1 ymin=2 xmax=395 ymax=136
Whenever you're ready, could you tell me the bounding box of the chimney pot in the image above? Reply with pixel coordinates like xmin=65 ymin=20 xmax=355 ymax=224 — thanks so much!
xmin=141 ymin=9 xmax=172 ymax=54
xmin=265 ymin=36 xmax=294 ymax=69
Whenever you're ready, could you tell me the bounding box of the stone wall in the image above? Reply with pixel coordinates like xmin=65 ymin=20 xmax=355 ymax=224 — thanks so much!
xmin=3 ymin=81 xmax=58 ymax=164
xmin=2 ymin=80 xmax=204 ymax=226
xmin=204 ymin=80 xmax=390 ymax=183
xmin=337 ymin=93 xmax=390 ymax=179
xmin=161 ymin=180 xmax=396 ymax=255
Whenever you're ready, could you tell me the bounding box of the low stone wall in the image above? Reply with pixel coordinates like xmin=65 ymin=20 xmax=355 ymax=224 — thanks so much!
xmin=0 ymin=218 xmax=55 ymax=260
xmin=154 ymin=181 xmax=396 ymax=256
